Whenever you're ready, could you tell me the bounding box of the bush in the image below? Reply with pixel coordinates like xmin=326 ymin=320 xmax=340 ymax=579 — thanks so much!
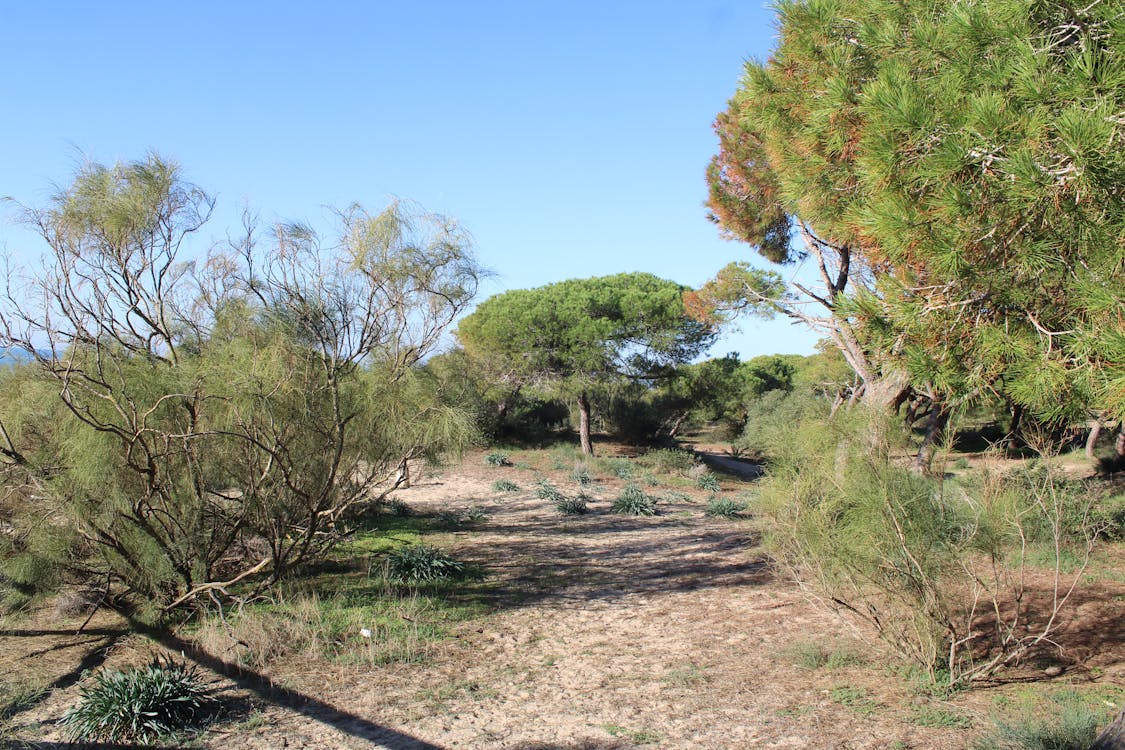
xmin=598 ymin=457 xmax=635 ymax=480
xmin=61 ymin=658 xmax=215 ymax=743
xmin=535 ymin=479 xmax=565 ymax=502
xmin=638 ymin=448 xmax=698 ymax=475
xmin=491 ymin=479 xmax=520 ymax=493
xmin=571 ymin=464 xmax=594 ymax=485
xmin=484 ymin=452 xmax=512 ymax=467
xmin=385 ymin=545 xmax=467 ymax=583
xmin=757 ymin=412 xmax=1099 ymax=687
xmin=696 ymin=473 xmax=722 ymax=492
xmin=973 ymin=692 xmax=1107 ymax=749
xmin=611 ymin=485 xmax=657 ymax=516
xmin=705 ymin=497 xmax=747 ymax=518
xmin=556 ymin=495 xmax=589 ymax=515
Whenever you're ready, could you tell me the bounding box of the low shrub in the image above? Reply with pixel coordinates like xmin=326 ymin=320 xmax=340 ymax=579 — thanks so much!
xmin=638 ymin=448 xmax=698 ymax=475
xmin=696 ymin=473 xmax=722 ymax=492
xmin=611 ymin=485 xmax=657 ymax=516
xmin=484 ymin=452 xmax=512 ymax=467
xmin=535 ymin=479 xmax=565 ymax=502
xmin=571 ymin=464 xmax=594 ymax=485
xmin=556 ymin=495 xmax=589 ymax=515
xmin=386 ymin=545 xmax=467 ymax=583
xmin=491 ymin=479 xmax=520 ymax=493
xmin=757 ymin=412 xmax=1099 ymax=688
xmin=972 ymin=691 xmax=1107 ymax=749
xmin=705 ymin=497 xmax=747 ymax=518
xmin=61 ymin=658 xmax=215 ymax=743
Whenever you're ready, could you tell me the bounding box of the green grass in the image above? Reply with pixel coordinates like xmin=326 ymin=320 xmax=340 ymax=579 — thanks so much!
xmin=484 ymin=452 xmax=512 ymax=467
xmin=974 ymin=689 xmax=1117 ymax=750
xmin=491 ymin=479 xmax=520 ymax=492
xmin=910 ymin=705 xmax=971 ymax=729
xmin=784 ymin=641 xmax=865 ymax=670
xmin=830 ymin=685 xmax=881 ymax=717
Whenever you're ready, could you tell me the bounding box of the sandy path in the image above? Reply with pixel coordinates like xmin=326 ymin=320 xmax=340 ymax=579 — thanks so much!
xmin=216 ymin=459 xmax=973 ymax=750
xmin=7 ymin=454 xmax=1001 ymax=748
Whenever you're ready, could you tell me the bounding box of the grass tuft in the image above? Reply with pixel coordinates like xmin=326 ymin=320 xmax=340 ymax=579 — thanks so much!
xmin=611 ymin=484 xmax=657 ymax=516
xmin=61 ymin=658 xmax=215 ymax=743
xmin=705 ymin=497 xmax=747 ymax=518
xmin=386 ymin=545 xmax=468 ymax=583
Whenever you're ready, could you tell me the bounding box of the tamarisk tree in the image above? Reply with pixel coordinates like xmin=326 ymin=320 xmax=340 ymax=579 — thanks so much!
xmin=0 ymin=155 xmax=480 ymax=617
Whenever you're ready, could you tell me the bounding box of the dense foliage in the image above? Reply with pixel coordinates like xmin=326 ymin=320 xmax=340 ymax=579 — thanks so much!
xmin=704 ymin=0 xmax=1125 ymax=424
xmin=0 ymin=156 xmax=480 ymax=617
xmin=456 ymin=273 xmax=714 ymax=454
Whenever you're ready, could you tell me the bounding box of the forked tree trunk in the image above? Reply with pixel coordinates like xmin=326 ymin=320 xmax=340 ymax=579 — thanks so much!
xmin=577 ymin=391 xmax=593 ymax=456
xmin=1089 ymin=709 xmax=1125 ymax=750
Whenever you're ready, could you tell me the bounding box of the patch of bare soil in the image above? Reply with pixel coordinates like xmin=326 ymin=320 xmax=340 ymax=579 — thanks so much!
xmin=6 ymin=448 xmax=1125 ymax=749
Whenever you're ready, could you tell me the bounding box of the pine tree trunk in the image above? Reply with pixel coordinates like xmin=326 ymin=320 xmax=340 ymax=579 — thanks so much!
xmin=1089 ymin=708 xmax=1125 ymax=750
xmin=577 ymin=391 xmax=593 ymax=457
xmin=913 ymin=403 xmax=949 ymax=474
xmin=1086 ymin=420 xmax=1102 ymax=461
xmin=1116 ymin=425 xmax=1125 ymax=458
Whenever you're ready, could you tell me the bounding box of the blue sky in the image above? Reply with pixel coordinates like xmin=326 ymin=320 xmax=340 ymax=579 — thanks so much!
xmin=0 ymin=1 xmax=821 ymax=360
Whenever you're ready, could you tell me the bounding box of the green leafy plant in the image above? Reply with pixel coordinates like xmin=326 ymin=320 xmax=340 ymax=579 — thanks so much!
xmin=556 ymin=494 xmax=589 ymax=515
xmin=973 ymin=691 xmax=1106 ymax=749
xmin=385 ymin=545 xmax=467 ymax=583
xmin=911 ymin=705 xmax=971 ymax=729
xmin=639 ymin=448 xmax=698 ymax=474
xmin=61 ymin=658 xmax=215 ymax=743
xmin=705 ymin=497 xmax=747 ymax=518
xmin=571 ymin=464 xmax=593 ymax=485
xmin=611 ymin=485 xmax=657 ymax=516
xmin=484 ymin=452 xmax=512 ymax=467
xmin=696 ymin=473 xmax=721 ymax=492
xmin=783 ymin=641 xmax=864 ymax=670
xmin=491 ymin=479 xmax=519 ymax=493
xmin=535 ymin=479 xmax=565 ymax=502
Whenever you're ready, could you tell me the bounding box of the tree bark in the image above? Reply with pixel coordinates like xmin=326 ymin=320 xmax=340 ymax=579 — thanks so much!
xmin=860 ymin=369 xmax=911 ymax=413
xmin=577 ymin=391 xmax=593 ymax=456
xmin=912 ymin=402 xmax=949 ymax=474
xmin=1089 ymin=708 xmax=1125 ymax=750
xmin=1116 ymin=425 xmax=1125 ymax=458
xmin=1086 ymin=420 xmax=1102 ymax=461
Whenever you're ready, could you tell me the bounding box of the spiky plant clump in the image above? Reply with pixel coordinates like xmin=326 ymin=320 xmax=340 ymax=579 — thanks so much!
xmin=697 ymin=473 xmax=722 ymax=492
xmin=571 ymin=465 xmax=593 ymax=485
xmin=705 ymin=497 xmax=747 ymax=518
xmin=386 ymin=545 xmax=466 ymax=583
xmin=484 ymin=452 xmax=512 ymax=467
xmin=556 ymin=494 xmax=589 ymax=515
xmin=491 ymin=479 xmax=519 ymax=492
xmin=611 ymin=484 xmax=657 ymax=516
xmin=535 ymin=479 xmax=565 ymax=502
xmin=61 ymin=658 xmax=215 ymax=743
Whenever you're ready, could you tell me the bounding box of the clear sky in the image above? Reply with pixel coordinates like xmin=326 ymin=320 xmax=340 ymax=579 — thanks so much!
xmin=0 ymin=1 xmax=821 ymax=360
